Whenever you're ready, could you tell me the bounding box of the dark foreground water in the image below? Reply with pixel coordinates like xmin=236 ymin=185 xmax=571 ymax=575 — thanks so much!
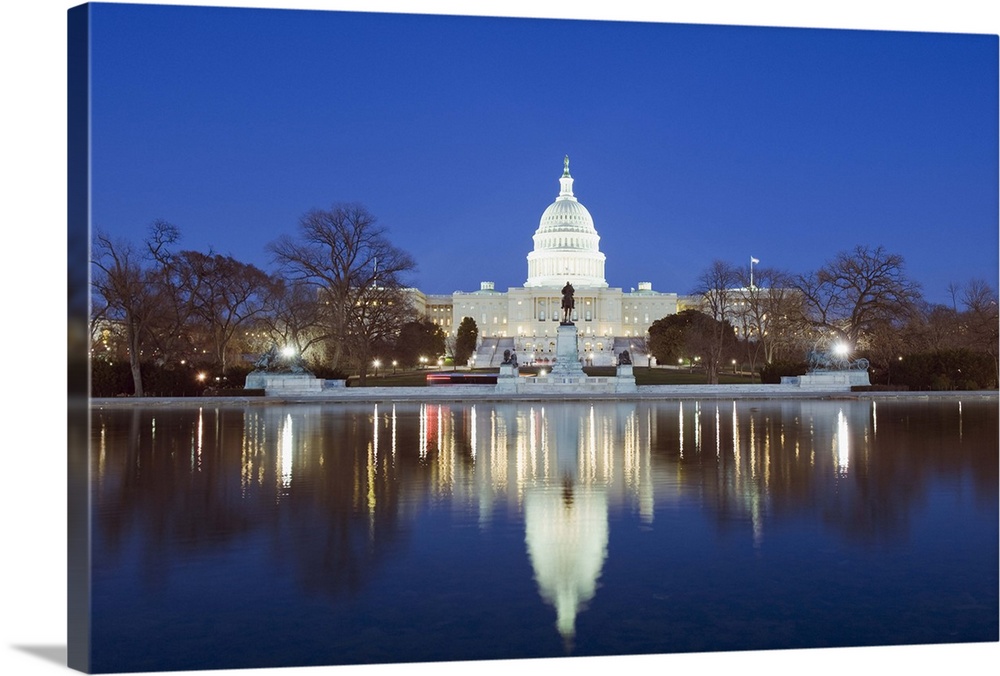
xmin=88 ymin=398 xmax=998 ymax=673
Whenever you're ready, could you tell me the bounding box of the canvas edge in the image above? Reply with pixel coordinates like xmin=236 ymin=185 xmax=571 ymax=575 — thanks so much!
xmin=67 ymin=2 xmax=92 ymax=673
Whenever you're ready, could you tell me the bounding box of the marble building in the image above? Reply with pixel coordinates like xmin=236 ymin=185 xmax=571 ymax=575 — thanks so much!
xmin=409 ymin=157 xmax=681 ymax=366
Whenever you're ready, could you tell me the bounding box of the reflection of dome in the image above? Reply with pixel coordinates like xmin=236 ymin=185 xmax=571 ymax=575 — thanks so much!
xmin=524 ymin=483 xmax=609 ymax=643
xmin=525 ymin=156 xmax=608 ymax=288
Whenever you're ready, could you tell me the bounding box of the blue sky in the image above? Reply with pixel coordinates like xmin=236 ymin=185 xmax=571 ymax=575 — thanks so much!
xmin=86 ymin=3 xmax=997 ymax=304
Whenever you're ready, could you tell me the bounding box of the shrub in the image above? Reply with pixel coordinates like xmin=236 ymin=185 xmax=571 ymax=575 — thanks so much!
xmin=894 ymin=349 xmax=997 ymax=391
xmin=90 ymin=360 xmax=256 ymax=397
xmin=307 ymin=362 xmax=348 ymax=380
xmin=758 ymin=360 xmax=809 ymax=384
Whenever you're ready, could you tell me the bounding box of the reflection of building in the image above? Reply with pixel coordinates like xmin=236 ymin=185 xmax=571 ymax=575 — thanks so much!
xmin=408 ymin=158 xmax=680 ymax=366
xmin=525 ymin=484 xmax=607 ymax=644
xmin=452 ymin=402 xmax=656 ymax=641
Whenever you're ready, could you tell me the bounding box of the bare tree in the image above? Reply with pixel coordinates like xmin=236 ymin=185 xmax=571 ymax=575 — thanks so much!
xmin=793 ymin=245 xmax=922 ymax=351
xmin=91 ymin=221 xmax=180 ymax=396
xmin=175 ymin=251 xmax=276 ymax=371
xmin=692 ymin=260 xmax=741 ymax=383
xmin=959 ymin=278 xmax=999 ymax=383
xmin=728 ymin=265 xmax=807 ymax=376
xmin=269 ymin=203 xmax=417 ymax=376
xmin=138 ymin=221 xmax=195 ymax=366
xmin=258 ymin=279 xmax=330 ymax=358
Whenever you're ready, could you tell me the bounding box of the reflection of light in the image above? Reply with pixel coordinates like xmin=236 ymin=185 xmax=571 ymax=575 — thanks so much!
xmin=419 ymin=404 xmax=428 ymax=459
xmin=437 ymin=405 xmax=443 ymax=454
xmin=694 ymin=401 xmax=701 ymax=453
xmin=99 ymin=422 xmax=106 ymax=482
xmin=872 ymin=401 xmax=877 ymax=436
xmin=836 ymin=409 xmax=849 ymax=475
xmin=586 ymin=406 xmax=597 ymax=484
xmin=373 ymin=404 xmax=379 ymax=463
xmin=193 ymin=407 xmax=203 ymax=473
xmin=367 ymin=405 xmax=377 ymax=515
xmin=715 ymin=405 xmax=721 ymax=458
xmin=678 ymin=402 xmax=684 ymax=458
xmin=470 ymin=405 xmax=477 ymax=460
xmin=732 ymin=402 xmax=741 ymax=479
xmin=493 ymin=409 xmax=509 ymax=489
xmin=280 ymin=413 xmax=293 ymax=488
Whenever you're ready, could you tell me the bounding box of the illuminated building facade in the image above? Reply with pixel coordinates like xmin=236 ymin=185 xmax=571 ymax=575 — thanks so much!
xmin=409 ymin=157 xmax=680 ymax=366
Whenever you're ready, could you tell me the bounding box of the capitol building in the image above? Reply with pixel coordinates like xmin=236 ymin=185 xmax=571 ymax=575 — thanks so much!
xmin=409 ymin=157 xmax=683 ymax=367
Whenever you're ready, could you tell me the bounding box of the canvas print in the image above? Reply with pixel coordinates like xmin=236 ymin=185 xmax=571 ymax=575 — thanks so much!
xmin=67 ymin=2 xmax=998 ymax=674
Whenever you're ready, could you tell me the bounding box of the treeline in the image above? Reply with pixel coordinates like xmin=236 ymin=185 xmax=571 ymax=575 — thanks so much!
xmin=647 ymin=246 xmax=997 ymax=390
xmin=92 ymin=205 xmax=447 ymax=397
xmin=93 ymin=208 xmax=997 ymax=396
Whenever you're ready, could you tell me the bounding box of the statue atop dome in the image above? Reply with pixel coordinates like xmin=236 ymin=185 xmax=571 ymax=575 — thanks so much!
xmin=563 ymin=155 xmax=570 ymax=177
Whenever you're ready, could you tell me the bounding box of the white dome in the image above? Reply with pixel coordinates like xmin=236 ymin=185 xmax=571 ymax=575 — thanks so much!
xmin=537 ymin=199 xmax=596 ymax=238
xmin=525 ymin=157 xmax=608 ymax=288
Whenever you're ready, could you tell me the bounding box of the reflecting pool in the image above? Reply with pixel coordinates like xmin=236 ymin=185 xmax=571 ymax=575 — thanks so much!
xmin=89 ymin=399 xmax=998 ymax=672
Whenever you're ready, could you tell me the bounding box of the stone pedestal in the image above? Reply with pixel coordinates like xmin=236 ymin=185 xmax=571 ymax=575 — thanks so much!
xmin=550 ymin=323 xmax=585 ymax=377
xmin=496 ymin=363 xmax=520 ymax=393
xmin=615 ymin=364 xmax=637 ymax=393
xmin=245 ymin=372 xmax=324 ymax=395
xmin=781 ymin=370 xmax=871 ymax=389
xmin=498 ymin=363 xmax=518 ymax=378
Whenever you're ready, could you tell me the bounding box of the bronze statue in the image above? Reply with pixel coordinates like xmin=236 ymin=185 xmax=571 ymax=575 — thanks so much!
xmin=618 ymin=350 xmax=631 ymax=365
xmin=561 ymin=282 xmax=575 ymax=324
xmin=251 ymin=343 xmax=308 ymax=374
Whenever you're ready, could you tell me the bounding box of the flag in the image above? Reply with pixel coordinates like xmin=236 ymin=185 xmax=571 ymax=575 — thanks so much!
xmin=750 ymin=256 xmax=760 ymax=264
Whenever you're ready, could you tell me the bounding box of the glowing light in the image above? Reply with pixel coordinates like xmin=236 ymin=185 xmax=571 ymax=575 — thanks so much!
xmin=281 ymin=345 xmax=296 ymax=358
xmin=833 ymin=342 xmax=849 ymax=357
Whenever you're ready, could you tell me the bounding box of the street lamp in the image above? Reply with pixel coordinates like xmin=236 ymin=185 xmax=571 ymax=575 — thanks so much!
xmin=392 ymin=360 xmax=398 ymax=375
xmin=373 ymin=359 xmax=381 ymax=377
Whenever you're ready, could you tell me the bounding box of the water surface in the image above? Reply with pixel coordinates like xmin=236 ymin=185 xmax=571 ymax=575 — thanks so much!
xmin=89 ymin=399 xmax=998 ymax=672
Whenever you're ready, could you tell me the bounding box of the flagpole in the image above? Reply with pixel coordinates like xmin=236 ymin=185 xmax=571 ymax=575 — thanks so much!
xmin=750 ymin=256 xmax=760 ymax=289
